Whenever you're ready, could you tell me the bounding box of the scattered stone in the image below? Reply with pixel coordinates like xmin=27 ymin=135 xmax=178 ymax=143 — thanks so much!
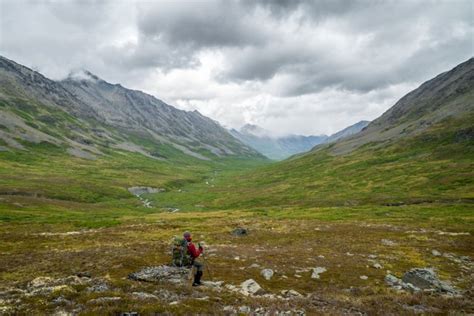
xmin=88 ymin=296 xmax=121 ymax=304
xmin=317 ymin=255 xmax=325 ymax=259
xmin=311 ymin=267 xmax=327 ymax=279
xmin=431 ymin=250 xmax=442 ymax=257
xmin=346 ymin=252 xmax=354 ymax=256
xmin=360 ymin=275 xmax=368 ymax=280
xmin=436 ymin=231 xmax=470 ymax=236
xmin=201 ymin=281 xmax=224 ymax=289
xmin=249 ymin=263 xmax=260 ymax=268
xmin=52 ymin=296 xmax=72 ymax=306
xmin=381 ymin=239 xmax=397 ymax=246
xmin=131 ymin=292 xmax=158 ymax=300
xmin=368 ymin=254 xmax=378 ymax=259
xmin=373 ymin=263 xmax=383 ymax=269
xmin=194 ymin=296 xmax=209 ymax=301
xmin=75 ymin=272 xmax=91 ymax=278
xmin=261 ymin=269 xmax=274 ymax=280
xmin=281 ymin=289 xmax=303 ymax=298
xmin=169 ymin=301 xmax=179 ymax=305
xmin=240 ymin=279 xmax=264 ymax=296
xmin=128 ymin=265 xmax=190 ymax=284
xmin=232 ymin=227 xmax=248 ymax=236
xmin=86 ymin=282 xmax=109 ymax=293
xmin=223 ymin=306 xmax=236 ymax=312
xmin=163 ymin=207 xmax=180 ymax=213
xmin=239 ymin=306 xmax=251 ymax=313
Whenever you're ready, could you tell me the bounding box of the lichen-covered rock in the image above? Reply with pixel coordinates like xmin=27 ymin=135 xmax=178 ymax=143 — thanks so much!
xmin=128 ymin=265 xmax=190 ymax=284
xmin=402 ymin=268 xmax=457 ymax=294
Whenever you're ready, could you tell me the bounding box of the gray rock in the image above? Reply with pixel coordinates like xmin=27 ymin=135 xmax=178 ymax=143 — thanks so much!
xmin=88 ymin=296 xmax=121 ymax=304
xmin=402 ymin=268 xmax=450 ymax=292
xmin=128 ymin=265 xmax=190 ymax=284
xmin=261 ymin=268 xmax=274 ymax=280
xmin=311 ymin=267 xmax=327 ymax=279
xmin=86 ymin=282 xmax=109 ymax=293
xmin=239 ymin=306 xmax=251 ymax=313
xmin=381 ymin=239 xmax=397 ymax=246
xmin=281 ymin=289 xmax=303 ymax=298
xmin=240 ymin=279 xmax=264 ymax=296
xmin=131 ymin=292 xmax=158 ymax=300
xmin=232 ymin=227 xmax=248 ymax=236
xmin=431 ymin=249 xmax=442 ymax=256
xmin=373 ymin=263 xmax=383 ymax=269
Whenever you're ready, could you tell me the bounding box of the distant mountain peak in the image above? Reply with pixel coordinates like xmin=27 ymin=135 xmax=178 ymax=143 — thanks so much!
xmin=240 ymin=124 xmax=271 ymax=138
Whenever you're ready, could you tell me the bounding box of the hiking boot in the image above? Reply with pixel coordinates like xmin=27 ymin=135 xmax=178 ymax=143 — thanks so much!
xmin=192 ymin=271 xmax=203 ymax=286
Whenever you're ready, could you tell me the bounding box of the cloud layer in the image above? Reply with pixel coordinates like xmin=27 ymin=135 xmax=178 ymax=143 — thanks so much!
xmin=1 ymin=0 xmax=472 ymax=135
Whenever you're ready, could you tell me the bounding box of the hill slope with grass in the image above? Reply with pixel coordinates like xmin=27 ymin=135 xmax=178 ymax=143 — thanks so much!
xmin=151 ymin=58 xmax=474 ymax=210
xmin=0 ymin=58 xmax=473 ymax=315
xmin=0 ymin=56 xmax=260 ymax=161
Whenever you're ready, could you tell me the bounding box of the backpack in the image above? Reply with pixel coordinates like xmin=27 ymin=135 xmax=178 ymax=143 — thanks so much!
xmin=171 ymin=236 xmax=193 ymax=267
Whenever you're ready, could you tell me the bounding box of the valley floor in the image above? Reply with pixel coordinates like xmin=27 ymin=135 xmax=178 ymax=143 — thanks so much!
xmin=1 ymin=198 xmax=473 ymax=315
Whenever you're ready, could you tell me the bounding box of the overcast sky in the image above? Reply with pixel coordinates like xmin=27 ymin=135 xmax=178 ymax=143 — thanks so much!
xmin=1 ymin=0 xmax=472 ymax=136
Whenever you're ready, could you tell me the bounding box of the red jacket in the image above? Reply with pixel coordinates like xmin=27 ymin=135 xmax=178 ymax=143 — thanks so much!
xmin=187 ymin=242 xmax=203 ymax=259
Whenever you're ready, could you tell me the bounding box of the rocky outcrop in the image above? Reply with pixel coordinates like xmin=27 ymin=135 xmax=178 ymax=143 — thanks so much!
xmin=128 ymin=266 xmax=190 ymax=284
xmin=385 ymin=268 xmax=459 ymax=295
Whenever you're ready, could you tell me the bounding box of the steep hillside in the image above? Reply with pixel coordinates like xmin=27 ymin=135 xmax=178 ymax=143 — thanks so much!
xmin=320 ymin=58 xmax=474 ymax=155
xmin=61 ymin=71 xmax=258 ymax=159
xmin=325 ymin=120 xmax=370 ymax=143
xmin=0 ymin=56 xmax=260 ymax=160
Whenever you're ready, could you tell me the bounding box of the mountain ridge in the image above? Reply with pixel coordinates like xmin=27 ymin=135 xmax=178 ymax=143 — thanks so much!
xmin=0 ymin=55 xmax=262 ymax=161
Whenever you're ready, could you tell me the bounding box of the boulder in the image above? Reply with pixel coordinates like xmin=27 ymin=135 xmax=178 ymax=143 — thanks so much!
xmin=232 ymin=227 xmax=248 ymax=236
xmin=128 ymin=265 xmax=190 ymax=284
xmin=240 ymin=279 xmax=265 ymax=296
xmin=402 ymin=268 xmax=457 ymax=294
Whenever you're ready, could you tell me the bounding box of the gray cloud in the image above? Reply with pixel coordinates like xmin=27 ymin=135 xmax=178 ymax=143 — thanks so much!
xmin=0 ymin=0 xmax=472 ymax=136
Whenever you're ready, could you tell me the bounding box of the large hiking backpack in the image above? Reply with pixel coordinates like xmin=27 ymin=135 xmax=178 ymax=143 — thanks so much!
xmin=171 ymin=236 xmax=193 ymax=267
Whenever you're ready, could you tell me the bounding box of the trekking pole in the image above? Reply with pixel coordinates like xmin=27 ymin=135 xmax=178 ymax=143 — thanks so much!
xmin=201 ymin=252 xmax=213 ymax=281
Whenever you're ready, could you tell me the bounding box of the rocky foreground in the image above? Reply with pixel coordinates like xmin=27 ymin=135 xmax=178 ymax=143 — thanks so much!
xmin=1 ymin=216 xmax=473 ymax=315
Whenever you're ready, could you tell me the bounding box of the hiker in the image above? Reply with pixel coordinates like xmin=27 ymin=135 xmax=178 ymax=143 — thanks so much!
xmin=185 ymin=231 xmax=205 ymax=286
xmin=172 ymin=231 xmax=205 ymax=286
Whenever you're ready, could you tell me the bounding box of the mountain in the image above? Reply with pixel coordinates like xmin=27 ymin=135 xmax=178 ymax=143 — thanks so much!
xmin=229 ymin=124 xmax=327 ymax=160
xmin=318 ymin=58 xmax=474 ymax=155
xmin=0 ymin=56 xmax=260 ymax=160
xmin=325 ymin=120 xmax=370 ymax=143
xmin=191 ymin=58 xmax=474 ymax=208
xmin=230 ymin=120 xmax=370 ymax=160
